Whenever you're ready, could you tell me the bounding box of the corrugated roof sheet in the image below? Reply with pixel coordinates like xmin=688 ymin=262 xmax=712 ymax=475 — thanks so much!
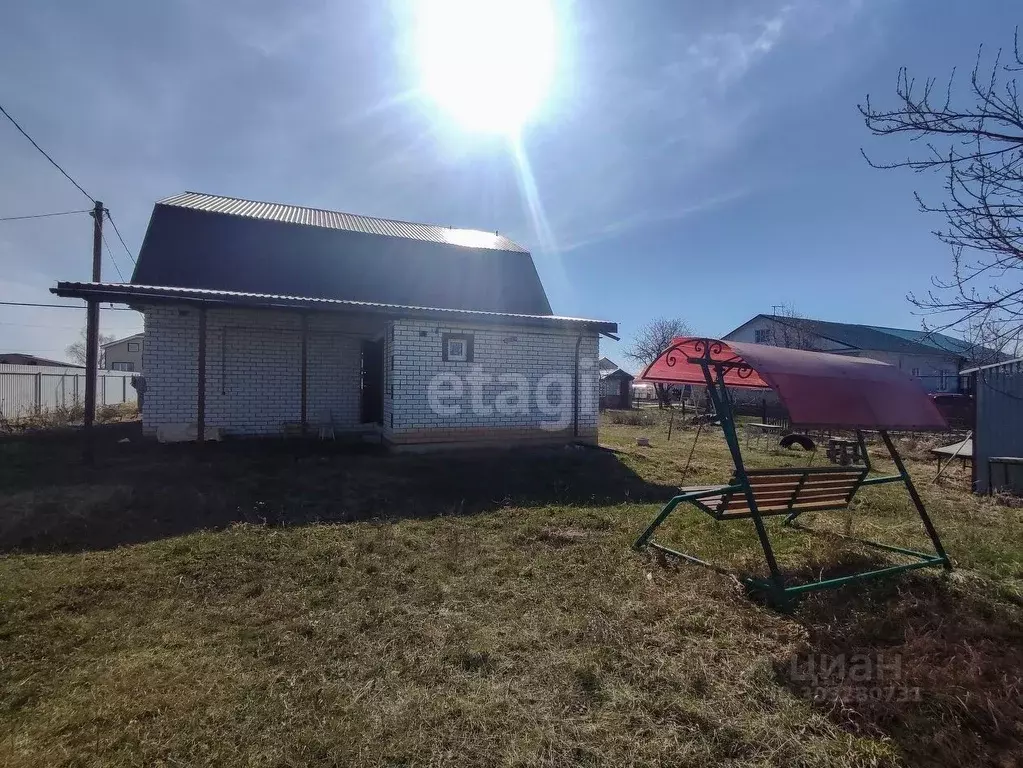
xmin=862 ymin=325 xmax=978 ymax=356
xmin=134 ymin=193 xmax=553 ymax=316
xmin=159 ymin=192 xmax=528 ymax=253
xmin=51 ymin=282 xmax=618 ymax=334
xmin=764 ymin=315 xmax=953 ymax=357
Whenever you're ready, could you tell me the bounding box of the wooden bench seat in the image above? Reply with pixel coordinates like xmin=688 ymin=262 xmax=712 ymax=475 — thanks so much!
xmin=685 ymin=466 xmax=869 ymax=520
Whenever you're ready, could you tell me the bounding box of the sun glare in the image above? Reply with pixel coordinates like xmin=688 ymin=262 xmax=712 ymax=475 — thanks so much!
xmin=416 ymin=0 xmax=556 ymax=134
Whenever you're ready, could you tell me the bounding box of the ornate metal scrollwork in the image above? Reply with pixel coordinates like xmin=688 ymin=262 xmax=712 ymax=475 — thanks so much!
xmin=663 ymin=343 xmax=686 ymax=368
xmin=657 ymin=338 xmax=758 ymax=382
xmin=692 ymin=338 xmax=724 ymax=359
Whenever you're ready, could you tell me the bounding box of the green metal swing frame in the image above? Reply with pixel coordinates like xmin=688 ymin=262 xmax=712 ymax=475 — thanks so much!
xmin=633 ymin=340 xmax=952 ymax=607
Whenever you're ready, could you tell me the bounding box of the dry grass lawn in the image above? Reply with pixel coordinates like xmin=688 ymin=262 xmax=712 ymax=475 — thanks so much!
xmin=1 ymin=413 xmax=1021 ymax=767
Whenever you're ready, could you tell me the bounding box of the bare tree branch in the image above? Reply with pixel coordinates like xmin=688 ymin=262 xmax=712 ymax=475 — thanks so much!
xmin=860 ymin=28 xmax=1023 ymax=342
xmin=759 ymin=304 xmax=822 ymax=350
xmin=626 ymin=317 xmax=694 ymax=408
xmin=66 ymin=327 xmax=115 ymax=367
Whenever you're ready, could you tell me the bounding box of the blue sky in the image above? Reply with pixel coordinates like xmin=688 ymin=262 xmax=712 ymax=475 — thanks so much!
xmin=0 ymin=0 xmax=1019 ymax=366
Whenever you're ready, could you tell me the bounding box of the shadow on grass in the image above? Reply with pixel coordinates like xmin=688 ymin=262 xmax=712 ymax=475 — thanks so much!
xmin=0 ymin=428 xmax=677 ymax=554
xmin=777 ymin=559 xmax=1023 ymax=768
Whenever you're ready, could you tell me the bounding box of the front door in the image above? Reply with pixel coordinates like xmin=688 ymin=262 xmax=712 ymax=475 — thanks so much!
xmin=360 ymin=338 xmax=384 ymax=425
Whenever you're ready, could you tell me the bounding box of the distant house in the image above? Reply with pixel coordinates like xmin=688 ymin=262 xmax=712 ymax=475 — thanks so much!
xmin=53 ymin=192 xmax=616 ymax=446
xmin=724 ymin=314 xmax=1002 ymax=393
xmin=103 ymin=333 xmax=144 ymax=372
xmin=0 ymin=353 xmax=83 ymax=368
xmin=599 ymin=357 xmax=634 ymax=409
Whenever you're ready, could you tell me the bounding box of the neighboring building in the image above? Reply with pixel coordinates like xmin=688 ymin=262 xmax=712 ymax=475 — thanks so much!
xmin=599 ymin=357 xmax=634 ymax=409
xmin=724 ymin=314 xmax=1000 ymax=393
xmin=961 ymin=358 xmax=1023 ymax=493
xmin=52 ymin=192 xmax=616 ymax=447
xmin=632 ymin=381 xmax=657 ymax=402
xmin=0 ymin=353 xmax=83 ymax=367
xmin=102 ymin=333 xmax=144 ymax=372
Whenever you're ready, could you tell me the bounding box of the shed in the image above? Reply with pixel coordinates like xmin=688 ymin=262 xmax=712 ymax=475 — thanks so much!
xmin=961 ymin=358 xmax=1023 ymax=493
xmin=598 ymin=357 xmax=634 ymax=409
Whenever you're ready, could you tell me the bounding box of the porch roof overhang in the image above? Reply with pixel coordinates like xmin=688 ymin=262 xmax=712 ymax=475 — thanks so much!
xmin=52 ymin=282 xmax=618 ymax=334
xmin=641 ymin=337 xmax=948 ymax=431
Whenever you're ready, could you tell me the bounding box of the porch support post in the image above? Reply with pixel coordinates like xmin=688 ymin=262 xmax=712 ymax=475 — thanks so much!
xmin=879 ymin=430 xmax=951 ymax=570
xmin=300 ymin=313 xmax=309 ymax=434
xmin=196 ymin=307 xmax=207 ymax=444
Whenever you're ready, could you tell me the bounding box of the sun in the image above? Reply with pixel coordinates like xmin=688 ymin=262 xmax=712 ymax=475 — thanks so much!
xmin=416 ymin=0 xmax=556 ymax=134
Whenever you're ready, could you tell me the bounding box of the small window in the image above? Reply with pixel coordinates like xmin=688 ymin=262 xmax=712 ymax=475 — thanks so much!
xmin=938 ymin=370 xmax=948 ymax=391
xmin=754 ymin=329 xmax=771 ymax=344
xmin=911 ymin=368 xmax=920 ymax=377
xmin=111 ymin=362 xmax=135 ymax=371
xmin=128 ymin=342 xmax=141 ymax=352
xmin=442 ymin=333 xmax=473 ymax=362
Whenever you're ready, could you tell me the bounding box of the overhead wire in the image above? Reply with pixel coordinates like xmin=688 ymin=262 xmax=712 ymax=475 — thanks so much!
xmin=101 ymin=231 xmax=126 ymax=282
xmin=104 ymin=209 xmax=136 ymax=265
xmin=0 ymin=209 xmax=91 ymax=222
xmin=0 ymin=103 xmax=95 ymax=202
xmin=1 ymin=106 xmax=140 ymax=278
xmin=0 ymin=301 xmax=135 ymax=311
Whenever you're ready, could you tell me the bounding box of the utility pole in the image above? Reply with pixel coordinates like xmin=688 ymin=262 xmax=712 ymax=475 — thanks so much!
xmin=83 ymin=200 xmax=103 ymax=450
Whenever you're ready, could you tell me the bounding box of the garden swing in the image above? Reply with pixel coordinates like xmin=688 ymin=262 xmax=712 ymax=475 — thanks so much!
xmin=633 ymin=337 xmax=952 ymax=606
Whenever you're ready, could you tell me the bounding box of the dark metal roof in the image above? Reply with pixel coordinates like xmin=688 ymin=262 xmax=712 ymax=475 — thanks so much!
xmin=101 ymin=332 xmax=143 ymax=348
xmin=0 ymin=353 xmax=83 ymax=368
xmin=159 ymin=192 xmax=529 ymax=253
xmin=598 ymin=357 xmax=634 ymax=380
xmin=131 ymin=192 xmax=552 ymax=316
xmin=600 ymin=368 xmax=634 ymax=381
xmin=760 ymin=315 xmax=959 ymax=357
xmin=51 ymin=282 xmax=618 ymax=334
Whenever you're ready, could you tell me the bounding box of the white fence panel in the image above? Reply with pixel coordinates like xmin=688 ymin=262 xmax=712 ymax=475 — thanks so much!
xmin=0 ymin=365 xmax=137 ymax=421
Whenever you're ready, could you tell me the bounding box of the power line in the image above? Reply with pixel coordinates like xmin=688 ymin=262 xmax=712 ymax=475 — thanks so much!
xmin=0 ymin=103 xmax=95 ymax=202
xmin=0 ymin=209 xmax=91 ymax=222
xmin=0 ymin=301 xmax=136 ymax=311
xmin=104 ymin=209 xmax=136 ymax=266
xmin=101 ymin=230 xmax=125 ymax=282
xmin=0 ymin=321 xmax=84 ymax=329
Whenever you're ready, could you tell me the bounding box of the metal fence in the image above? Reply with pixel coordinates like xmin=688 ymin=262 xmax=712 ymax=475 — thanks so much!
xmin=0 ymin=364 xmax=137 ymax=421
xmin=969 ymin=358 xmax=1023 ymax=492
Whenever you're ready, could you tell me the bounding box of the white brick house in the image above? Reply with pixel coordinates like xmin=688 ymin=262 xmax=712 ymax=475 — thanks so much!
xmin=54 ymin=193 xmax=615 ymax=448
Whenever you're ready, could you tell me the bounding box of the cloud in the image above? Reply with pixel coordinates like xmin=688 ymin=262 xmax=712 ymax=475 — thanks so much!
xmin=535 ymin=0 xmax=870 ymax=255
xmin=682 ymin=10 xmax=789 ymax=87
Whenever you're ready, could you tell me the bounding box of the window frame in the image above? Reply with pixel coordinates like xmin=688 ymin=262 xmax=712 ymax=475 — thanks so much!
xmin=441 ymin=333 xmax=474 ymax=363
xmin=128 ymin=341 xmax=141 ymax=352
xmin=111 ymin=362 xmax=135 ymax=372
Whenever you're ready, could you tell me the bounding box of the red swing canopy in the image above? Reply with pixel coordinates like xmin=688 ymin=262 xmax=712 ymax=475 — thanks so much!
xmin=640 ymin=337 xmax=947 ymax=431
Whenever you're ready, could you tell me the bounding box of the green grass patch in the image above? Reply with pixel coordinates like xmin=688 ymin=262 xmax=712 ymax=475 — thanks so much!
xmin=0 ymin=419 xmax=1021 ymax=766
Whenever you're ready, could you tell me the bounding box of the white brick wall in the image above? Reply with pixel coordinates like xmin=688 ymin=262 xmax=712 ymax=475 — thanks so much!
xmin=386 ymin=319 xmax=599 ymax=442
xmin=142 ymin=306 xmax=380 ymax=436
xmin=142 ymin=307 xmax=600 ymax=444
